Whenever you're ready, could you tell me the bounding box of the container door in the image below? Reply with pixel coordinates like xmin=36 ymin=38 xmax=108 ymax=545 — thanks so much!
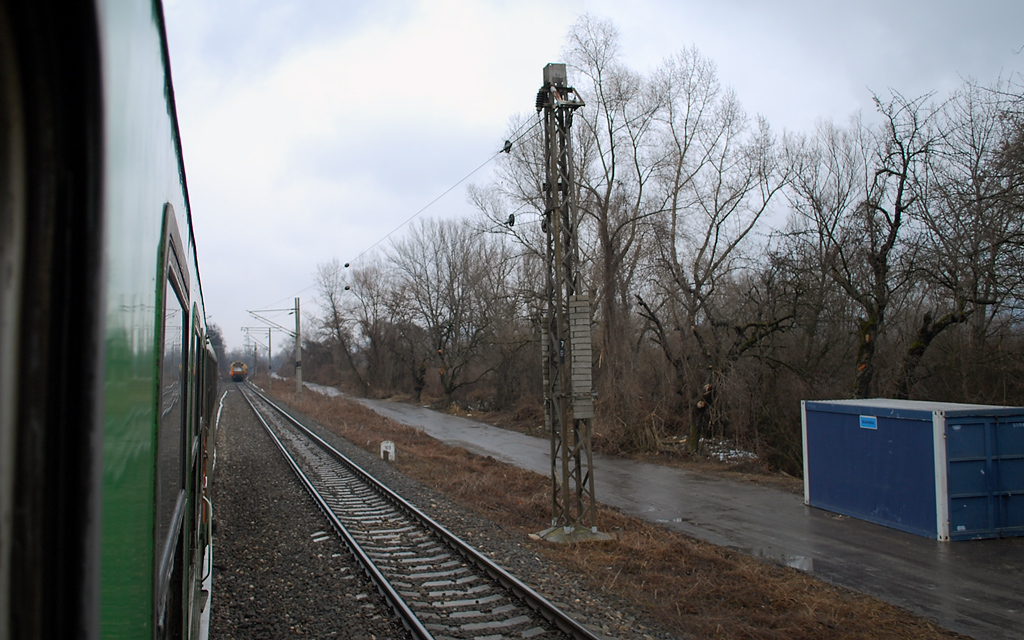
xmin=995 ymin=418 xmax=1024 ymax=537
xmin=946 ymin=416 xmax=1024 ymax=540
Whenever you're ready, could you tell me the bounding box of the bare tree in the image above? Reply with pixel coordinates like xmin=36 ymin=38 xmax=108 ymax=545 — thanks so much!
xmin=893 ymin=80 xmax=1024 ymax=398
xmin=564 ymin=15 xmax=662 ymax=425
xmin=314 ymin=259 xmax=369 ymax=394
xmin=785 ymin=92 xmax=935 ymax=398
xmin=341 ymin=258 xmax=404 ymax=396
xmin=381 ymin=281 xmax=432 ymax=402
xmin=388 ymin=218 xmax=508 ymax=406
xmin=636 ymin=47 xmax=788 ymax=452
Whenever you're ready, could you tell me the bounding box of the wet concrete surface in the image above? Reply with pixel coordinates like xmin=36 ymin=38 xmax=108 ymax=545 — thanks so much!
xmin=307 ymin=384 xmax=1024 ymax=639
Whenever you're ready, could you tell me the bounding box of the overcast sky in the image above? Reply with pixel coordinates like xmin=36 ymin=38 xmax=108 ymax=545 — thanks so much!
xmin=162 ymin=0 xmax=1024 ymax=353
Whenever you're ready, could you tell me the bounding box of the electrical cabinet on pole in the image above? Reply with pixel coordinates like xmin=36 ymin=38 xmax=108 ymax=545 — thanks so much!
xmin=535 ymin=63 xmax=607 ymax=542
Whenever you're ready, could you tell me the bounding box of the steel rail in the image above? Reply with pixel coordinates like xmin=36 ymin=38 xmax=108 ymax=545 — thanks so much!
xmin=238 ymin=384 xmax=434 ymax=640
xmin=243 ymin=382 xmax=605 ymax=640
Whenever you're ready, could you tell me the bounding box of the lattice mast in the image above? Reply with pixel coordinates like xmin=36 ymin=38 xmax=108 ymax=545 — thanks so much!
xmin=536 ymin=64 xmax=602 ymax=540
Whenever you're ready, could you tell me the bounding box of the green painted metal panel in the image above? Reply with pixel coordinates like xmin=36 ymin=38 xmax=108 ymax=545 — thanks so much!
xmin=97 ymin=0 xmax=200 ymax=636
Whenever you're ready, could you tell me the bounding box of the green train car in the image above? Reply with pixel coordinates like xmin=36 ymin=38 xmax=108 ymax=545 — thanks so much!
xmin=1 ymin=0 xmax=218 ymax=638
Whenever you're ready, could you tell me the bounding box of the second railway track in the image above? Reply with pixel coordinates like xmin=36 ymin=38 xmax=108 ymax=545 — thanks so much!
xmin=238 ymin=382 xmax=604 ymax=640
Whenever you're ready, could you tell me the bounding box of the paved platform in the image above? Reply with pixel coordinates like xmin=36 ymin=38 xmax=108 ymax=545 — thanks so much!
xmin=306 ymin=384 xmax=1024 ymax=639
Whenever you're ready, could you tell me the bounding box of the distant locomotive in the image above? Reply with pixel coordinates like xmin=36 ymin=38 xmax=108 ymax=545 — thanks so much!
xmin=1 ymin=1 xmax=217 ymax=638
xmin=230 ymin=361 xmax=248 ymax=382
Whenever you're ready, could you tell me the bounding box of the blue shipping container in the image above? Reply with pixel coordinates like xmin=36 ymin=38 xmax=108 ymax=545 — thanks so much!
xmin=802 ymin=399 xmax=1024 ymax=541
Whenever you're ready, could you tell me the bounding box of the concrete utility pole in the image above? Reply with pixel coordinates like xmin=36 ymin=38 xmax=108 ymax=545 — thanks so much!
xmin=536 ymin=63 xmax=607 ymax=543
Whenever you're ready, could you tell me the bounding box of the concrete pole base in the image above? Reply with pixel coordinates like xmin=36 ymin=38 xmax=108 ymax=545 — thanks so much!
xmin=531 ymin=524 xmax=613 ymax=544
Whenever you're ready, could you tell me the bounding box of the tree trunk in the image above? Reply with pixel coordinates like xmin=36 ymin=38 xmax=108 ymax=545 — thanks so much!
xmin=687 ymin=376 xmax=716 ymax=454
xmin=852 ymin=314 xmax=879 ymax=399
xmin=893 ymin=310 xmax=968 ymax=399
xmin=412 ymin=360 xmax=426 ymax=403
xmin=336 ymin=337 xmax=369 ymax=396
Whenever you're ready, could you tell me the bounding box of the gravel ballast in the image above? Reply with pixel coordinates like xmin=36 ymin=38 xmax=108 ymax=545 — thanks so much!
xmin=210 ymin=387 xmax=410 ymax=639
xmin=211 ymin=385 xmax=672 ymax=640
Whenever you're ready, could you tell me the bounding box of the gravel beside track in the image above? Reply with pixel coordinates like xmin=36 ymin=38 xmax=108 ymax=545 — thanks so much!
xmin=212 ymin=384 xmax=674 ymax=640
xmin=211 ymin=387 xmax=410 ymax=639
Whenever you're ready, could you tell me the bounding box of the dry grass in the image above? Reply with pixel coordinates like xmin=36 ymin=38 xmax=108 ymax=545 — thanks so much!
xmin=264 ymin=381 xmax=966 ymax=640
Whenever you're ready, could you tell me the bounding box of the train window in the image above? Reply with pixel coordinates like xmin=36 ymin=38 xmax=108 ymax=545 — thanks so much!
xmin=156 ymin=272 xmax=186 ymax=551
xmin=155 ymin=204 xmax=189 ymax=637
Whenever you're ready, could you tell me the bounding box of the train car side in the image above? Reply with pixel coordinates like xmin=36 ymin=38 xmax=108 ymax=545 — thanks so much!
xmin=0 ymin=0 xmax=216 ymax=638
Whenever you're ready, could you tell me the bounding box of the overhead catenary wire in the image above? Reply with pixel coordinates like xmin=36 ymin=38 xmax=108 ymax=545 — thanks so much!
xmin=346 ymin=153 xmax=494 ymax=265
xmin=346 ymin=118 xmax=543 ymax=266
xmin=259 ymin=284 xmax=319 ymax=314
xmin=258 ymin=119 xmax=544 ymax=311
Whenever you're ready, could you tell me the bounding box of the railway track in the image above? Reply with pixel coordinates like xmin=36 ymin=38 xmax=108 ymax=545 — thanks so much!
xmin=238 ymin=383 xmax=604 ymax=640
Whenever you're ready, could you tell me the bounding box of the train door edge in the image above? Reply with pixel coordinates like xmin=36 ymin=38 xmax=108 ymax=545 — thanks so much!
xmin=185 ymin=302 xmax=206 ymax=637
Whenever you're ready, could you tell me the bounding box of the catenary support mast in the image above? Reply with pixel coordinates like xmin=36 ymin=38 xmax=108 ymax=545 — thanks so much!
xmin=295 ymin=297 xmax=302 ymax=396
xmin=536 ymin=63 xmax=607 ymax=542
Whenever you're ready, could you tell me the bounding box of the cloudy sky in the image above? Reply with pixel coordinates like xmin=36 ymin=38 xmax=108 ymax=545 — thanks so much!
xmin=162 ymin=0 xmax=1024 ymax=353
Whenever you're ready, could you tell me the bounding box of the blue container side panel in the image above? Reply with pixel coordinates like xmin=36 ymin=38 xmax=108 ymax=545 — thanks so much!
xmin=945 ymin=415 xmax=1024 ymax=540
xmin=806 ymin=408 xmax=937 ymax=538
xmin=1006 ymin=489 xmax=1024 ymax=537
xmin=998 ymin=419 xmax=1024 ymax=457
